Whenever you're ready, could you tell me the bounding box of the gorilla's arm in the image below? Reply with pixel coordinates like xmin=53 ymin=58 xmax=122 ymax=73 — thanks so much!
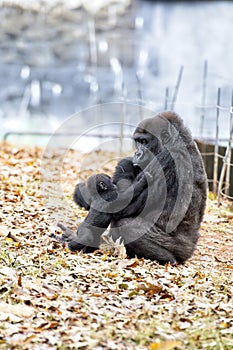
xmin=112 ymin=157 xmax=139 ymax=186
xmin=113 ymin=149 xmax=173 ymax=219
xmin=49 ymin=222 xmax=96 ymax=253
xmin=63 ymin=209 xmax=112 ymax=252
xmin=51 ymin=201 xmax=113 ymax=252
xmin=105 ymin=169 xmax=152 ymax=217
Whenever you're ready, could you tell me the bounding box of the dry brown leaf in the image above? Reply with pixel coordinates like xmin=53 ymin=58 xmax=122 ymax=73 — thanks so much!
xmin=0 ymin=302 xmax=35 ymax=318
xmin=100 ymin=234 xmax=127 ymax=258
xmin=137 ymin=282 xmax=163 ymax=295
xmin=127 ymin=258 xmax=140 ymax=268
xmin=0 ymin=225 xmax=9 ymax=237
xmin=149 ymin=340 xmax=182 ymax=350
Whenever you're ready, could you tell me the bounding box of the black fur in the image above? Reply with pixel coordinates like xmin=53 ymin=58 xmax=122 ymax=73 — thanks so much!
xmin=73 ymin=182 xmax=91 ymax=210
xmin=54 ymin=112 xmax=207 ymax=264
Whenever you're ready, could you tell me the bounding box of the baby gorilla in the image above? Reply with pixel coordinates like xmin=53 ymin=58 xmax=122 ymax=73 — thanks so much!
xmin=49 ymin=174 xmax=117 ymax=250
xmin=73 ymin=173 xmax=118 ymax=211
xmin=86 ymin=173 xmax=118 ymax=203
xmin=52 ymin=164 xmax=152 ymax=252
xmin=73 ymin=158 xmax=140 ymax=211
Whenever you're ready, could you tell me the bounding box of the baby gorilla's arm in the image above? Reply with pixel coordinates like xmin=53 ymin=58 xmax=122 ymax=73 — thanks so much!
xmin=50 ymin=205 xmax=113 ymax=252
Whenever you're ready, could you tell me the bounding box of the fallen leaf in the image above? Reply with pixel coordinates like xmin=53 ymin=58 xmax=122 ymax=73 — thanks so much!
xmin=149 ymin=340 xmax=182 ymax=350
xmin=0 ymin=225 xmax=9 ymax=237
xmin=0 ymin=302 xmax=35 ymax=318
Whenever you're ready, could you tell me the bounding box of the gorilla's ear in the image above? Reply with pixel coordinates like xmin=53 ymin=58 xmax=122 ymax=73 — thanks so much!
xmin=160 ymin=130 xmax=170 ymax=144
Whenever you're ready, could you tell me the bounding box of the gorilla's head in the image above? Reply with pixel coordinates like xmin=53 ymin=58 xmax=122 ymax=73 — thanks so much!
xmin=87 ymin=174 xmax=116 ymax=196
xmin=132 ymin=111 xmax=192 ymax=168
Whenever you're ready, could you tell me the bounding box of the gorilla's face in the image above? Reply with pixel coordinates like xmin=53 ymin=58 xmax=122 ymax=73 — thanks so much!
xmin=132 ymin=115 xmax=175 ymax=169
xmin=132 ymin=130 xmax=162 ymax=168
xmin=87 ymin=174 xmax=116 ymax=196
xmin=96 ymin=174 xmax=116 ymax=193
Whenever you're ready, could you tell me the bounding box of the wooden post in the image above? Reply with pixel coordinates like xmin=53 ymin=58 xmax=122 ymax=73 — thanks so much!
xmin=164 ymin=87 xmax=169 ymax=111
xmin=200 ymin=60 xmax=208 ymax=137
xmin=120 ymin=83 xmax=127 ymax=155
xmin=170 ymin=65 xmax=184 ymax=111
xmin=136 ymin=72 xmax=143 ymax=121
xmin=213 ymin=88 xmax=221 ymax=194
xmin=88 ymin=19 xmax=97 ymax=66
xmin=225 ymin=89 xmax=233 ymax=197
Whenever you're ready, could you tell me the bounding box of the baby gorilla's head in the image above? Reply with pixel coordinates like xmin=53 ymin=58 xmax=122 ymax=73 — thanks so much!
xmin=87 ymin=174 xmax=116 ymax=197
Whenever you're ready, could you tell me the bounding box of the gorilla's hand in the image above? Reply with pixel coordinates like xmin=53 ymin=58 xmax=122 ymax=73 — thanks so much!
xmin=57 ymin=222 xmax=77 ymax=242
xmin=49 ymin=223 xmax=88 ymax=252
xmin=48 ymin=222 xmax=78 ymax=244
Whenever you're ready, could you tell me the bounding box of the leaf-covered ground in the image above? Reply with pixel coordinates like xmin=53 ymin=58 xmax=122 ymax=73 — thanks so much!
xmin=0 ymin=142 xmax=232 ymax=350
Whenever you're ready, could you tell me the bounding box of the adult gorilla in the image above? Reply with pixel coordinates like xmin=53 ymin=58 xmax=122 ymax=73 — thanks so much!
xmin=54 ymin=112 xmax=207 ymax=264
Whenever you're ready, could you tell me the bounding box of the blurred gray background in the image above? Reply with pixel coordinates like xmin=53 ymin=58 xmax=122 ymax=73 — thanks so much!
xmin=1 ymin=0 xmax=233 ymax=148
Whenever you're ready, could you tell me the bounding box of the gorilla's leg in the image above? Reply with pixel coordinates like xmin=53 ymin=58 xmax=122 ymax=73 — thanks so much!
xmin=126 ymin=240 xmax=177 ymax=265
xmin=109 ymin=217 xmax=178 ymax=264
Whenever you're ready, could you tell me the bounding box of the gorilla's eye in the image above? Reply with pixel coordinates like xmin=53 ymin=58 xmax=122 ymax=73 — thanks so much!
xmin=140 ymin=138 xmax=148 ymax=146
